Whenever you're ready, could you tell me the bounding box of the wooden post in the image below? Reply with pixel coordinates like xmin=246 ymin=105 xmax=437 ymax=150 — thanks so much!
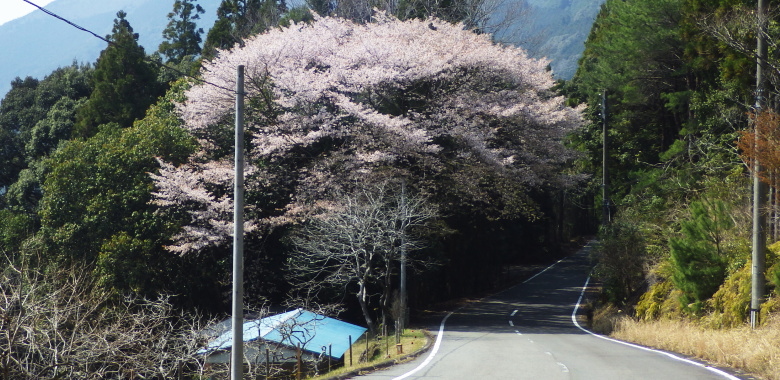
xmin=349 ymin=335 xmax=353 ymax=367
xmin=296 ymin=344 xmax=302 ymax=380
xmin=265 ymin=348 xmax=270 ymax=380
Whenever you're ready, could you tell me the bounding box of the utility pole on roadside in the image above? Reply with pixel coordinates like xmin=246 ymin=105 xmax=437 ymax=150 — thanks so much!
xmin=751 ymin=0 xmax=768 ymax=329
xmin=399 ymin=182 xmax=408 ymax=334
xmin=601 ymin=90 xmax=610 ymax=226
xmin=231 ymin=65 xmax=245 ymax=379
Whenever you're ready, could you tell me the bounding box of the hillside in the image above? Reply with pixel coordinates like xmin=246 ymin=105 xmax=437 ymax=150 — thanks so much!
xmin=0 ymin=0 xmax=220 ymax=97
xmin=505 ymin=0 xmax=606 ymax=79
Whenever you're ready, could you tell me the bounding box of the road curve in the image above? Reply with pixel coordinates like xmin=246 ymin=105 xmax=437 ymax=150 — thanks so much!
xmin=351 ymin=244 xmax=744 ymax=380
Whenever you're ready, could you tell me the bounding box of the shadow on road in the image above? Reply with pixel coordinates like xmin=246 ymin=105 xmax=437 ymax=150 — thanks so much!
xmin=435 ymin=248 xmax=594 ymax=335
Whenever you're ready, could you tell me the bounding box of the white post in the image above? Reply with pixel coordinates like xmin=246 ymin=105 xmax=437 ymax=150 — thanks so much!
xmin=231 ymin=65 xmax=246 ymax=379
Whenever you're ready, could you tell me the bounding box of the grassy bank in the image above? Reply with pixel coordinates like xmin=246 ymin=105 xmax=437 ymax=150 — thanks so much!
xmin=309 ymin=329 xmax=429 ymax=379
xmin=608 ymin=316 xmax=780 ymax=380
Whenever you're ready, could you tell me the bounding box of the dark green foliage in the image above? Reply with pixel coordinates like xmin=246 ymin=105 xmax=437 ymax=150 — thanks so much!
xmin=40 ymin=85 xmax=196 ymax=296
xmin=593 ymin=221 xmax=647 ymax=306
xmin=0 ymin=209 xmax=35 ymax=254
xmin=74 ymin=11 xmax=161 ymax=138
xmin=670 ymin=200 xmax=733 ymax=312
xmin=0 ymin=77 xmax=39 ymax=189
xmin=158 ymin=0 xmax=205 ymax=64
xmin=0 ymin=64 xmax=92 ymax=200
xmin=202 ymin=0 xmax=285 ymax=60
xmin=570 ymin=0 xmax=693 ymax=200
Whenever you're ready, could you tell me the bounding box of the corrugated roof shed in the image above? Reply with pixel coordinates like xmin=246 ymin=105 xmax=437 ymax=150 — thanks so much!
xmin=199 ymin=308 xmax=367 ymax=359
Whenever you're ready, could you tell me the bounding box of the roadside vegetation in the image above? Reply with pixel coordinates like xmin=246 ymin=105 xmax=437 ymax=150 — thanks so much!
xmin=570 ymin=0 xmax=780 ymax=378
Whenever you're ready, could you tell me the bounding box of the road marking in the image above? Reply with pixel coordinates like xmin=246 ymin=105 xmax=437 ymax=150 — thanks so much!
xmin=515 ymin=330 xmax=521 ymax=335
xmin=393 ymin=311 xmax=454 ymax=380
xmin=572 ymin=275 xmax=741 ymax=380
xmin=557 ymin=362 xmax=569 ymax=372
xmin=511 ymin=309 xmax=518 ymax=317
xmin=508 ymin=320 xmax=514 ymax=327
xmin=393 ymin=259 xmax=566 ymax=380
xmin=522 ymin=258 xmax=565 ymax=284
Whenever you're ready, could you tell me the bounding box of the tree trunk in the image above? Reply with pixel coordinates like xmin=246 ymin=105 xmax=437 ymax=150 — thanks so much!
xmin=357 ymin=281 xmax=376 ymax=336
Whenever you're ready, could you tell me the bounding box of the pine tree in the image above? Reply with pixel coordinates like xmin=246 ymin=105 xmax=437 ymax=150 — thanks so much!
xmin=74 ymin=11 xmax=161 ymax=138
xmin=158 ymin=0 xmax=205 ymax=64
xmin=670 ymin=200 xmax=733 ymax=312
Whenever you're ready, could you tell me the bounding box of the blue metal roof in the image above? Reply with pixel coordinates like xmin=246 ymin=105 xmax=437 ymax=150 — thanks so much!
xmin=199 ymin=308 xmax=367 ymax=359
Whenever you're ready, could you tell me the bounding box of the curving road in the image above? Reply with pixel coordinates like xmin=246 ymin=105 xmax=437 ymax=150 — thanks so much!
xmin=352 ymin=244 xmax=744 ymax=380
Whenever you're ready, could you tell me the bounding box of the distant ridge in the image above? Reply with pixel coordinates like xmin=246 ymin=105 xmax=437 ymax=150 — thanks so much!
xmin=0 ymin=0 xmax=603 ymax=98
xmin=0 ymin=0 xmax=220 ymax=97
xmin=508 ymin=0 xmax=606 ymax=79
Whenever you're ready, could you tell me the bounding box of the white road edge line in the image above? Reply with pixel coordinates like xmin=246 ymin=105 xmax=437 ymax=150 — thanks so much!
xmin=571 ymin=275 xmax=742 ymax=380
xmin=392 ymin=258 xmax=565 ymax=379
xmin=508 ymin=320 xmax=514 ymax=327
xmin=392 ymin=311 xmax=454 ymax=380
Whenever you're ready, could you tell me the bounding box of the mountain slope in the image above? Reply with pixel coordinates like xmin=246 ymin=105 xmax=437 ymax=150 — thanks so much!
xmin=0 ymin=0 xmax=219 ymax=97
xmin=0 ymin=0 xmax=602 ymax=97
xmin=509 ymin=0 xmax=606 ymax=79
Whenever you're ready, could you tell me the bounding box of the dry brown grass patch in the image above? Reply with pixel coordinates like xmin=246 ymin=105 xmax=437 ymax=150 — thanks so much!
xmin=611 ymin=314 xmax=780 ymax=380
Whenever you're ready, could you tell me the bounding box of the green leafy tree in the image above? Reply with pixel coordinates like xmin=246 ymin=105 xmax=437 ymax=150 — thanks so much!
xmin=40 ymin=83 xmax=196 ymax=296
xmin=158 ymin=0 xmax=205 ymax=64
xmin=0 ymin=77 xmax=40 ymax=189
xmin=669 ymin=200 xmax=733 ymax=312
xmin=74 ymin=11 xmax=161 ymax=138
xmin=593 ymin=221 xmax=647 ymax=306
xmin=0 ymin=64 xmax=92 ymax=206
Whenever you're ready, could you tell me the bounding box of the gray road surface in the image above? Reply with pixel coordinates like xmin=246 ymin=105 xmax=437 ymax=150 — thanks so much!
xmin=351 ymin=244 xmax=743 ymax=380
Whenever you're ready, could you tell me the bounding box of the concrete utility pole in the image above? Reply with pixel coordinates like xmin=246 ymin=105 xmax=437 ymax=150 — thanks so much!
xmin=751 ymin=0 xmax=768 ymax=329
xmin=399 ymin=182 xmax=408 ymax=333
xmin=231 ymin=65 xmax=246 ymax=379
xmin=601 ymin=90 xmax=610 ymax=226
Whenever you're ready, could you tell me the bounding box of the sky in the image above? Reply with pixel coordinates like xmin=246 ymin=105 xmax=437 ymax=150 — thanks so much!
xmin=0 ymin=0 xmax=56 ymax=26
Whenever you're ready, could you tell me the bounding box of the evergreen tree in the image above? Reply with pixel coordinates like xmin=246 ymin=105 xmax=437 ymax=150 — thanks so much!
xmin=74 ymin=11 xmax=161 ymax=138
xmin=670 ymin=200 xmax=733 ymax=312
xmin=201 ymin=0 xmax=285 ymax=60
xmin=158 ymin=0 xmax=205 ymax=64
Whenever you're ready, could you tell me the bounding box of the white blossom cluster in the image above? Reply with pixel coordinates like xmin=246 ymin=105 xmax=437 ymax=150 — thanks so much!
xmin=152 ymin=12 xmax=585 ymax=254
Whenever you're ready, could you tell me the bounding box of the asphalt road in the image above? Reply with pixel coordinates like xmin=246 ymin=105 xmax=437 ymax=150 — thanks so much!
xmin=352 ymin=244 xmax=743 ymax=380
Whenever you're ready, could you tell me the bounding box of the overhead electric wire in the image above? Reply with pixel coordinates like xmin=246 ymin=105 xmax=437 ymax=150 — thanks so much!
xmin=21 ymin=0 xmax=236 ymax=94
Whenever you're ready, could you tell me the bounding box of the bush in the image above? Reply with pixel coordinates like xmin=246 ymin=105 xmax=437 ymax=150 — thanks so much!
xmin=592 ymin=221 xmax=647 ymax=306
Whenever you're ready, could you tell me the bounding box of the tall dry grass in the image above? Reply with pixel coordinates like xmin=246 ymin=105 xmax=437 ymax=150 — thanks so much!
xmin=611 ymin=315 xmax=780 ymax=380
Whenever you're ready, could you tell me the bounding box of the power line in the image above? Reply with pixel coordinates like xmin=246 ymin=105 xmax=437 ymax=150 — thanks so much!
xmin=20 ymin=0 xmax=236 ymax=94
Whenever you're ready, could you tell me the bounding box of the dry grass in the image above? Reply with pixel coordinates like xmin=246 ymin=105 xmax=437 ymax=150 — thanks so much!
xmin=308 ymin=329 xmax=429 ymax=379
xmin=611 ymin=315 xmax=780 ymax=380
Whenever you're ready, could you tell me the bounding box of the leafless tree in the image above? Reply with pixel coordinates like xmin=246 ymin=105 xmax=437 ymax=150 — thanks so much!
xmin=286 ymin=181 xmax=438 ymax=337
xmin=0 ymin=256 xmax=209 ymax=380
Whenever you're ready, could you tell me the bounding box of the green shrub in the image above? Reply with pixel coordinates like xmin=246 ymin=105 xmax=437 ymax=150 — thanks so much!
xmin=592 ymin=221 xmax=647 ymax=306
xmin=669 ymin=200 xmax=733 ymax=314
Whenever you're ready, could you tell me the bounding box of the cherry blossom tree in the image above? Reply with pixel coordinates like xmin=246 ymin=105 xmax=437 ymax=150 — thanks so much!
xmin=151 ymin=12 xmax=584 ymax=256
